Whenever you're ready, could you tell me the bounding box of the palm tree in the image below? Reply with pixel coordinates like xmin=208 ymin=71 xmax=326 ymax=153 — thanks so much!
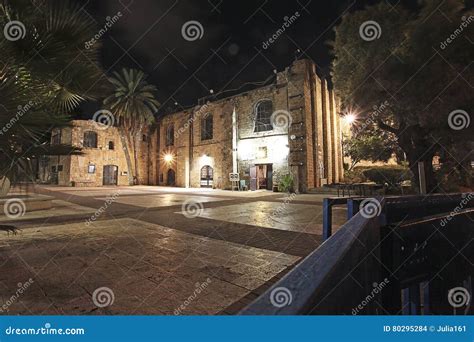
xmin=0 ymin=0 xmax=106 ymax=190
xmin=104 ymin=68 xmax=159 ymax=185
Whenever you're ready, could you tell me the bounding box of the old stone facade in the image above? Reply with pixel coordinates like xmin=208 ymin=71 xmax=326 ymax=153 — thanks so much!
xmin=49 ymin=59 xmax=344 ymax=192
xmin=157 ymin=59 xmax=344 ymax=192
xmin=46 ymin=120 xmax=152 ymax=187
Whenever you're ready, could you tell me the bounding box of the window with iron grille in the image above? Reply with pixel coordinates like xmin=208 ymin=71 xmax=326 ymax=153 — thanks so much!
xmin=254 ymin=100 xmax=273 ymax=132
xmin=166 ymin=125 xmax=174 ymax=146
xmin=201 ymin=113 xmax=213 ymax=141
xmin=83 ymin=131 xmax=98 ymax=148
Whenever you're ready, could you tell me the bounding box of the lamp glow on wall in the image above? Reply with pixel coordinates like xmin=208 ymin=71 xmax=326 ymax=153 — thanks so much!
xmin=163 ymin=153 xmax=174 ymax=164
xmin=200 ymin=154 xmax=212 ymax=165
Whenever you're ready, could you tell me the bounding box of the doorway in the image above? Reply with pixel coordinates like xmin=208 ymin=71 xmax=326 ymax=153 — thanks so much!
xmin=200 ymin=165 xmax=213 ymax=188
xmin=166 ymin=169 xmax=176 ymax=186
xmin=250 ymin=164 xmax=273 ymax=190
xmin=103 ymin=165 xmax=118 ymax=185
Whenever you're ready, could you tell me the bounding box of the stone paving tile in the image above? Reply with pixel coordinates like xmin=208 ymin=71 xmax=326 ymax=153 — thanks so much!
xmin=190 ymin=201 xmax=347 ymax=235
xmin=0 ymin=218 xmax=299 ymax=315
xmin=0 ymin=200 xmax=96 ymax=223
xmin=99 ymin=194 xmax=234 ymax=209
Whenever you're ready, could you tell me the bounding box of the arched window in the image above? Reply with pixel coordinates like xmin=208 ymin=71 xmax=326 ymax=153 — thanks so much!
xmin=254 ymin=100 xmax=273 ymax=132
xmin=166 ymin=125 xmax=174 ymax=146
xmin=201 ymin=113 xmax=213 ymax=140
xmin=83 ymin=131 xmax=98 ymax=148
xmin=108 ymin=141 xmax=115 ymax=150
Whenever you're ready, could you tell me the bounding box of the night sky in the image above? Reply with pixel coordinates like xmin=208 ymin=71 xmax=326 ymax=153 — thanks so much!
xmin=80 ymin=0 xmax=409 ymax=115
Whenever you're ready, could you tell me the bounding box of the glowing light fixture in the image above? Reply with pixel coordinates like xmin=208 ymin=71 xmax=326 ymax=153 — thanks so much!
xmin=344 ymin=113 xmax=356 ymax=124
xmin=164 ymin=154 xmax=173 ymax=163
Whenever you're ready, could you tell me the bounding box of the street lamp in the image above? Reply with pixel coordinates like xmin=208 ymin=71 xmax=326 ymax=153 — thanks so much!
xmin=344 ymin=113 xmax=356 ymax=125
xmin=164 ymin=154 xmax=173 ymax=163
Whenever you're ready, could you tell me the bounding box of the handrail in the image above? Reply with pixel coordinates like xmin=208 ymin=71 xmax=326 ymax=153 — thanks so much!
xmin=240 ymin=193 xmax=474 ymax=315
xmin=240 ymin=199 xmax=386 ymax=315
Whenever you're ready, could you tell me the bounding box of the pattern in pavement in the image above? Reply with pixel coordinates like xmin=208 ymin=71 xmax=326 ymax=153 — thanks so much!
xmin=0 ymin=186 xmax=348 ymax=314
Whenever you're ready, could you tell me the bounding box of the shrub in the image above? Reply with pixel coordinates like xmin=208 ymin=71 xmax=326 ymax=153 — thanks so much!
xmin=362 ymin=166 xmax=412 ymax=190
xmin=278 ymin=174 xmax=294 ymax=193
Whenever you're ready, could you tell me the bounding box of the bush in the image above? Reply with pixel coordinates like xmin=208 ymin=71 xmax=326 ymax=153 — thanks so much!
xmin=278 ymin=174 xmax=294 ymax=193
xmin=362 ymin=166 xmax=412 ymax=190
xmin=343 ymin=167 xmax=368 ymax=183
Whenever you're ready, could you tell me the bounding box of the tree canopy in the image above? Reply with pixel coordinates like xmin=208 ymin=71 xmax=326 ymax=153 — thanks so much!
xmin=332 ymin=0 xmax=473 ymax=191
xmin=0 ymin=0 xmax=106 ymax=182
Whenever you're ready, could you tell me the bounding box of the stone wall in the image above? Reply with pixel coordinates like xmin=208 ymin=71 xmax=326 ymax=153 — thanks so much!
xmin=154 ymin=59 xmax=344 ymax=192
xmin=50 ymin=120 xmax=151 ymax=187
xmin=49 ymin=59 xmax=344 ymax=191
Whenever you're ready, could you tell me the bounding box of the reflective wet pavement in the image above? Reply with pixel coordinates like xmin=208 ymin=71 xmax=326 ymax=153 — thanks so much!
xmin=0 ymin=186 xmax=348 ymax=314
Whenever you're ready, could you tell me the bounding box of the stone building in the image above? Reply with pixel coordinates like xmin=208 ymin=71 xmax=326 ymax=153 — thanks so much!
xmin=47 ymin=59 xmax=344 ymax=192
xmin=45 ymin=120 xmax=153 ymax=187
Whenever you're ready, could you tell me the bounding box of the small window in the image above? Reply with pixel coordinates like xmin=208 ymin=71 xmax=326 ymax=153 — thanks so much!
xmin=257 ymin=146 xmax=267 ymax=159
xmin=201 ymin=113 xmax=213 ymax=141
xmin=51 ymin=166 xmax=57 ymax=172
xmin=166 ymin=125 xmax=174 ymax=146
xmin=51 ymin=130 xmax=61 ymax=145
xmin=254 ymin=100 xmax=273 ymax=132
xmin=108 ymin=141 xmax=115 ymax=150
xmin=142 ymin=134 xmax=147 ymax=142
xmin=88 ymin=164 xmax=96 ymax=174
xmin=83 ymin=131 xmax=98 ymax=148
xmin=57 ymin=165 xmax=63 ymax=172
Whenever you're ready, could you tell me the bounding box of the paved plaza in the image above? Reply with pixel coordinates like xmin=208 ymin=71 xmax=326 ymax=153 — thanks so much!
xmin=0 ymin=186 xmax=347 ymax=315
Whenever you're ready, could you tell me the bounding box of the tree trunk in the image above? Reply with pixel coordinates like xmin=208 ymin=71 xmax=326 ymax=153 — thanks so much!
xmin=397 ymin=125 xmax=437 ymax=193
xmin=132 ymin=133 xmax=139 ymax=184
xmin=119 ymin=126 xmax=134 ymax=186
xmin=133 ymin=124 xmax=144 ymax=185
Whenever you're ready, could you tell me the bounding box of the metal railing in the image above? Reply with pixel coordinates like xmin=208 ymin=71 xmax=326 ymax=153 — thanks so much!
xmin=240 ymin=193 xmax=474 ymax=315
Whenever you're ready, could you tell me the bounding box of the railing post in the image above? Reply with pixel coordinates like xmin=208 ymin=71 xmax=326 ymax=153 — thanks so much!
xmin=322 ymin=198 xmax=332 ymax=241
xmin=347 ymin=199 xmax=360 ymax=219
